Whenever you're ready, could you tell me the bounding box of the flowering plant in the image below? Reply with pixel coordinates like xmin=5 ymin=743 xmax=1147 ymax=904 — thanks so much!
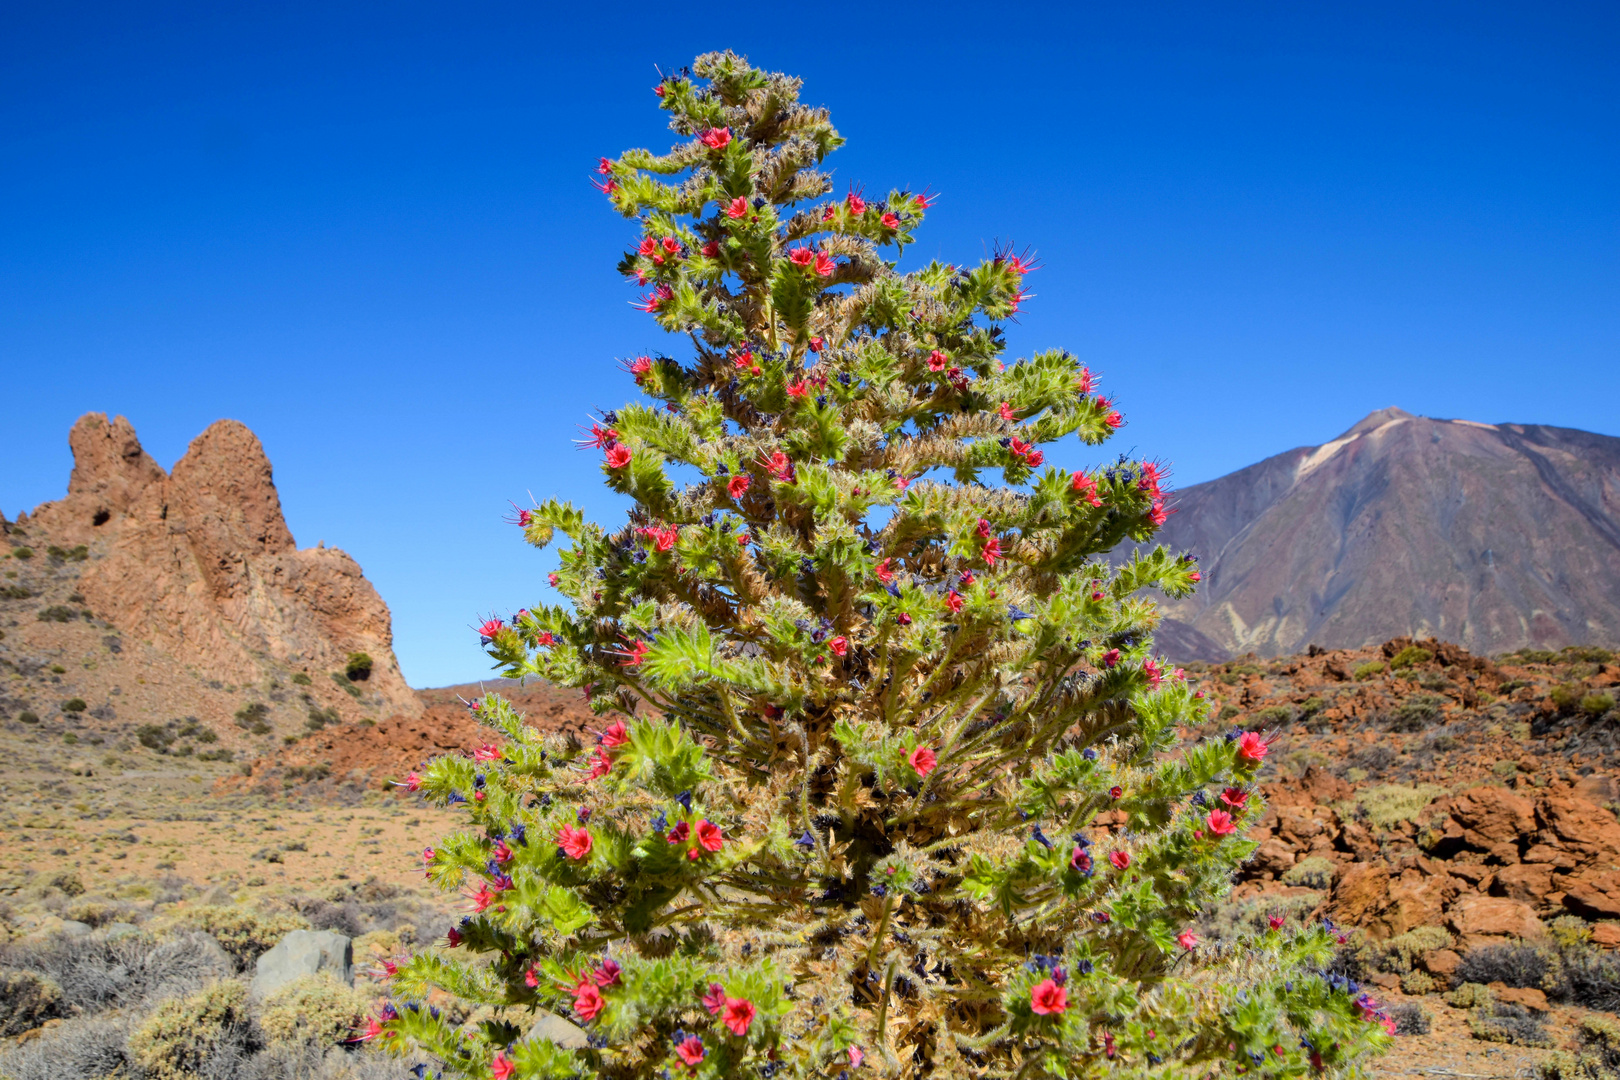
xmin=377 ymin=51 xmax=1388 ymax=1079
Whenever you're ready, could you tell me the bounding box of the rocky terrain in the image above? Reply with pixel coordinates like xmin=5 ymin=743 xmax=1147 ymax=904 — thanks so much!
xmin=1139 ymin=408 xmax=1620 ymax=661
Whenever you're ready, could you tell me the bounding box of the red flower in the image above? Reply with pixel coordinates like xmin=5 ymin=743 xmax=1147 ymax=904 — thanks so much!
xmin=478 ymin=618 xmax=505 ymax=641
xmin=1070 ymin=846 xmax=1093 ymax=872
xmin=1104 ymin=409 xmax=1123 ymax=429
xmin=641 ymin=524 xmax=679 ymax=551
xmin=846 ymin=192 xmax=866 ymax=214
xmin=787 ymin=379 xmax=809 ymax=398
xmin=601 ymin=720 xmax=629 ymax=748
xmin=733 ymin=348 xmax=759 ymax=373
xmin=1110 ymin=850 xmax=1130 ymax=871
xmin=1189 ymin=569 xmax=1202 ymax=582
xmin=558 ymin=824 xmax=593 ymax=860
xmin=849 ymin=1046 xmax=866 ymax=1067
xmin=789 ymin=246 xmax=814 ymax=267
xmin=727 ymin=474 xmax=751 ymax=499
xmin=1148 ymin=498 xmax=1168 ymax=527
xmin=548 ymin=572 xmax=560 ymax=587
xmin=1101 ymin=648 xmax=1120 ymax=668
xmin=736 ymin=533 xmax=750 ymax=546
xmin=585 ymin=748 xmax=613 ymax=781
xmin=722 ymin=997 xmax=756 ymax=1036
xmin=1268 ymin=914 xmax=1286 ymax=930
xmin=471 ymin=883 xmax=497 ymax=912
xmin=1219 ymin=787 xmax=1249 ymax=809
xmin=662 ymin=236 xmax=681 ymax=254
xmin=1005 ymin=252 xmax=1036 ymax=275
xmin=618 ymin=640 xmax=650 ymax=666
xmin=1176 ymin=930 xmax=1200 ymax=950
xmin=1109 ymin=785 xmax=1123 ymax=799
xmin=1142 ymin=658 xmax=1163 ymax=689
xmin=726 ymin=196 xmax=749 ymax=219
xmin=829 ymin=636 xmax=848 ymax=656
xmin=875 ymin=558 xmax=894 ymax=583
xmin=1071 ymin=473 xmax=1103 ymax=507
xmin=909 ymin=745 xmax=937 ymax=778
xmin=945 ymin=590 xmax=963 ymax=614
xmin=999 ymin=401 xmax=1016 ymax=422
xmin=638 ymin=237 xmax=657 ymax=258
xmin=1235 ymin=731 xmax=1270 ymax=764
xmin=699 ymin=127 xmax=731 ymax=149
xmin=593 ymin=959 xmax=622 ymax=987
xmin=675 ymin=1035 xmax=706 ymax=1069
xmin=474 ymin=743 xmax=502 ymax=762
xmin=1205 ymin=809 xmax=1237 ymax=836
xmin=981 ymin=537 xmax=1003 ymax=566
xmin=632 ymin=284 xmax=673 ymax=312
xmin=814 ymin=251 xmax=836 ymax=277
xmin=702 ymin=982 xmax=727 ymax=1014
xmin=765 ymin=451 xmax=793 ymax=481
xmin=821 ymin=205 xmax=835 ymax=221
xmin=808 ymin=335 xmax=824 ymax=352
xmin=880 ymin=212 xmax=900 ymax=229
xmin=536 ymin=631 xmax=555 ymax=647
xmin=490 ymin=1052 xmax=515 ymax=1080
xmin=976 ymin=518 xmax=992 ymax=538
xmin=927 ymin=349 xmax=948 ymax=371
xmin=914 ymin=193 xmax=932 ymax=210
xmin=897 ymin=612 xmax=912 ymax=625
xmin=573 ymin=981 xmax=604 ymax=1021
xmin=446 ymin=927 xmax=462 ymax=947
xmin=401 ymin=772 xmax=421 ymax=793
xmin=1030 ymin=978 xmax=1068 ymax=1015
xmin=666 ymin=821 xmax=690 ymax=844
xmin=695 ymin=819 xmax=724 ymax=853
xmin=597 ymin=157 xmax=613 ymax=175
xmin=702 ymin=240 xmax=719 ymax=257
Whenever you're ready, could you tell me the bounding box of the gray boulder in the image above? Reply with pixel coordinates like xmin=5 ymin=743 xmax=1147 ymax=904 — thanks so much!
xmin=58 ymin=920 xmax=93 ymax=938
xmin=528 ymin=1010 xmax=589 ymax=1049
xmin=250 ymin=929 xmax=352 ymax=998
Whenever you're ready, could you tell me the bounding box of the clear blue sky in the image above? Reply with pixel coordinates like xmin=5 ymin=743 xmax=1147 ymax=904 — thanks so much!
xmin=2 ymin=3 xmax=1616 ymax=687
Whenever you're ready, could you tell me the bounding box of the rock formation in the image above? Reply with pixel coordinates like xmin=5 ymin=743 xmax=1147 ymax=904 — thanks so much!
xmin=1135 ymin=408 xmax=1620 ymax=660
xmin=16 ymin=413 xmax=419 ymax=717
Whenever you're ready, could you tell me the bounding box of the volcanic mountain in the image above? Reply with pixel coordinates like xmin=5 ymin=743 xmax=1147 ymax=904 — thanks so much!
xmin=1141 ymin=408 xmax=1620 ymax=661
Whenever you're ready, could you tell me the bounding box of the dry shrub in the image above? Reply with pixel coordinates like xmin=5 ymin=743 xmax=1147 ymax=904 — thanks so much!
xmin=169 ymin=906 xmax=309 ymax=969
xmin=0 ymin=968 xmax=63 ymax=1036
xmin=127 ymin=979 xmax=254 ymax=1080
xmin=259 ymin=973 xmax=370 ymax=1048
xmin=0 ymin=1016 xmax=130 ymax=1080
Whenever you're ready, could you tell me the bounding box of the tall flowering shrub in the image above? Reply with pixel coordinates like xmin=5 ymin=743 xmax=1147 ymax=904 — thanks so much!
xmin=378 ymin=52 xmax=1389 ymax=1079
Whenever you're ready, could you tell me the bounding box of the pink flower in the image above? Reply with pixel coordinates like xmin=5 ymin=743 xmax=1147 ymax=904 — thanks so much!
xmin=478 ymin=618 xmax=504 ymax=641
xmin=1148 ymin=498 xmax=1168 ymax=527
xmin=702 ymin=982 xmax=727 ymax=1015
xmin=1205 ymin=809 xmax=1237 ymax=836
xmin=789 ymin=246 xmax=814 ymax=267
xmin=699 ymin=127 xmax=731 ymax=149
xmin=960 ymin=572 xmax=975 ymax=585
xmin=593 ymin=959 xmax=622 ymax=987
xmin=402 ymin=772 xmax=421 ymax=792
xmin=675 ymin=1035 xmax=706 ymax=1069
xmin=491 ymin=1052 xmax=515 ymax=1080
xmin=846 ymin=192 xmax=866 ymax=214
xmin=999 ymin=401 xmax=1016 ymax=422
xmin=1268 ymin=915 xmax=1286 ymax=930
xmin=1177 ymin=930 xmax=1199 ymax=950
xmin=875 ymin=558 xmax=894 ymax=583
xmin=1110 ymin=850 xmax=1130 ymax=871
xmin=727 ymin=474 xmax=751 ymax=499
xmin=474 ymin=743 xmax=502 ymax=762
xmin=629 ymin=356 xmax=652 ymax=383
xmin=1070 ymin=846 xmax=1093 ymax=873
xmin=765 ymin=450 xmax=792 ymax=481
xmin=548 ymin=572 xmax=560 ymax=587
xmin=666 ymin=821 xmax=690 ymax=844
xmin=1142 ymin=659 xmax=1163 ymax=689
xmin=695 ymin=819 xmax=724 ymax=853
xmin=1236 ymin=731 xmax=1270 ymax=764
xmin=808 ymin=335 xmax=823 ymax=351
xmin=558 ymin=824 xmax=593 ymax=860
xmin=601 ymin=720 xmax=629 ymax=748
xmin=814 ymin=251 xmax=836 ymax=277
xmin=909 ymin=745 xmax=938 ymax=778
xmin=573 ymin=981 xmax=604 ymax=1021
xmin=1219 ymin=787 xmax=1249 ymax=809
xmin=632 ymin=284 xmax=673 ymax=312
xmin=1030 ymin=978 xmax=1068 ymax=1015
xmin=491 ymin=841 xmax=512 ymax=865
xmin=927 ymin=349 xmax=948 ymax=371
xmin=880 ymin=212 xmax=900 ymax=229
xmin=945 ymin=590 xmax=963 ymax=614
xmin=981 ymin=537 xmax=1003 ymax=566
xmin=726 ymin=196 xmax=749 ymax=219
xmin=829 ymin=636 xmax=848 ymax=657
xmin=605 ymin=444 xmax=632 ymax=469
xmin=722 ymin=996 xmax=756 ymax=1036
xmin=849 ymin=1046 xmax=866 ymax=1068
xmin=1101 ymin=648 xmax=1120 ymax=668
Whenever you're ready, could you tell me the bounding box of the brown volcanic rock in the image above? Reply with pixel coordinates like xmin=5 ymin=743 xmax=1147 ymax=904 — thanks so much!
xmin=1138 ymin=408 xmax=1620 ymax=659
xmin=19 ymin=413 xmax=418 ymax=717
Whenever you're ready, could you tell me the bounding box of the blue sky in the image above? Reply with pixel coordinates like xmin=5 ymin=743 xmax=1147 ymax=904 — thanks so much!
xmin=2 ymin=2 xmax=1616 ymax=686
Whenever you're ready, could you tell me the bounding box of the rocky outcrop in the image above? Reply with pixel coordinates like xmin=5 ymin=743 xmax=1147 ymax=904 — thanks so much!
xmin=1133 ymin=408 xmax=1620 ymax=659
xmin=18 ymin=413 xmax=418 ymax=717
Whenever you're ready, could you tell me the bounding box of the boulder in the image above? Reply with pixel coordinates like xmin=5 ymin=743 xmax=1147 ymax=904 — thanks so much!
xmin=58 ymin=920 xmax=92 ymax=938
xmin=1421 ymin=948 xmax=1462 ymax=977
xmin=1593 ymin=923 xmax=1620 ymax=949
xmin=1447 ymin=787 xmax=1535 ymax=848
xmin=251 ymin=929 xmax=353 ymax=998
xmin=1491 ymin=985 xmax=1549 ymax=1012
xmin=1494 ymin=864 xmax=1556 ymax=907
xmin=1251 ymin=839 xmax=1296 ymax=877
xmin=1447 ymin=896 xmax=1543 ymax=943
xmin=1561 ymin=871 xmax=1620 ymax=920
xmin=1536 ymin=794 xmax=1620 ymax=864
xmin=528 ymin=1010 xmax=589 ymax=1049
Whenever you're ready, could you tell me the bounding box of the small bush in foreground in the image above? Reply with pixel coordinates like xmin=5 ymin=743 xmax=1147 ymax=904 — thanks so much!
xmin=260 ymin=973 xmax=369 ymax=1048
xmin=127 ymin=979 xmax=254 ymax=1080
xmin=0 ymin=968 xmax=63 ymax=1036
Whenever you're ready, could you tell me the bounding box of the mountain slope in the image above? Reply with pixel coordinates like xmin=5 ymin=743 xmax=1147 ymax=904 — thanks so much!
xmin=1145 ymin=408 xmax=1620 ymax=659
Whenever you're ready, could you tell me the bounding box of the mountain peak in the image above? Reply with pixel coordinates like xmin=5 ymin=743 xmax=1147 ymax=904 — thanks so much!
xmin=1336 ymin=406 xmax=1416 ymax=440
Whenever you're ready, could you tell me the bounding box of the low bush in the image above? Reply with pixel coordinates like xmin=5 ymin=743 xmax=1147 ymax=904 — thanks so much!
xmin=1564 ymin=946 xmax=1620 ymax=1013
xmin=1387 ymin=1001 xmax=1430 ymax=1036
xmin=259 ymin=973 xmax=368 ymax=1047
xmin=1354 ymin=660 xmax=1387 ymax=680
xmin=1552 ymin=684 xmax=1585 ymax=714
xmin=0 ymin=968 xmax=63 ymax=1036
xmin=197 ymin=748 xmax=235 ymax=763
xmin=234 ymin=703 xmax=272 ymax=736
xmin=1581 ymin=693 xmax=1616 ymax=718
xmin=330 ymin=672 xmax=363 ymax=699
xmin=1456 ymin=943 xmax=1556 ymax=991
xmin=291 ymin=672 xmax=313 ymax=686
xmin=37 ymin=605 xmax=78 ymax=622
xmin=1217 ymin=704 xmax=1241 ymax=722
xmin=0 ymin=929 xmax=231 ymax=1015
xmin=17 ymin=710 xmax=38 ymax=724
xmin=0 ymin=1016 xmax=130 ymax=1080
xmin=1470 ymin=1002 xmax=1554 ymax=1047
xmin=61 ymin=697 xmax=87 ymax=713
xmin=1390 ymin=646 xmax=1434 ymax=669
xmin=1254 ymin=704 xmax=1295 ymax=726
xmin=1282 ymin=856 xmax=1336 ymax=889
xmin=127 ymin=979 xmax=254 ymax=1080
xmin=344 ymin=652 xmax=374 ymax=681
xmin=167 ymin=906 xmax=309 ymax=970
xmin=1387 ymin=693 xmax=1446 ymax=732
xmin=11 ymin=547 xmax=33 ymax=559
xmin=137 ymin=723 xmax=176 ymax=752
xmin=1357 ymin=784 xmax=1444 ymax=827
xmin=0 ymin=584 xmax=33 ymax=600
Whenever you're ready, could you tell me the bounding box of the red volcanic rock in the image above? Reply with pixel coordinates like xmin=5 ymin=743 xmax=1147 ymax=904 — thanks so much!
xmin=1448 ymin=896 xmax=1544 ymax=944
xmin=19 ymin=413 xmax=419 ymax=717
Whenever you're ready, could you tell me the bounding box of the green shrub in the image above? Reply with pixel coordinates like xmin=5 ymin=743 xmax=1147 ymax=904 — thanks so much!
xmin=196 ymin=748 xmax=234 ymax=763
xmin=47 ymin=872 xmax=84 ymax=897
xmin=136 ymin=724 xmax=175 ymax=752
xmin=1299 ymin=696 xmax=1326 ymax=717
xmin=1470 ymin=1002 xmax=1553 ymax=1047
xmin=168 ymin=906 xmax=309 ymax=969
xmin=1217 ymin=704 xmax=1241 ymax=722
xmin=1563 ymin=646 xmax=1616 ymax=664
xmin=291 ymin=672 xmax=312 ymax=686
xmin=306 ymin=705 xmax=340 ymax=732
xmin=258 ymin=973 xmax=368 ymax=1047
xmin=1388 ymin=693 xmax=1446 ymax=732
xmin=45 ymin=544 xmax=88 ymax=562
xmin=1492 ymin=760 xmax=1519 ymax=778
xmin=1550 ymin=915 xmax=1594 ymax=950
xmin=1580 ymin=693 xmax=1615 ymax=717
xmin=17 ymin=711 xmax=38 ymax=724
xmin=0 ymin=968 xmax=63 ymax=1036
xmin=1390 ymin=646 xmax=1434 ymax=669
xmin=1373 ymin=926 xmax=1454 ymax=976
xmin=1552 ymin=684 xmax=1584 ymax=713
xmin=1354 ymin=660 xmax=1387 ymax=680
xmin=0 ymin=584 xmax=33 ymax=600
xmin=1357 ymin=784 xmax=1444 ymax=827
xmin=127 ymin=980 xmax=250 ymax=1080
xmin=61 ymin=698 xmax=87 ymax=713
xmin=1401 ymin=970 xmax=1437 ymax=996
xmin=1254 ymin=704 xmax=1295 ymax=726
xmin=11 ymin=547 xmax=32 ymax=559
xmin=1457 ymin=943 xmax=1557 ymax=990
xmin=330 ymin=672 xmax=363 ymax=699
xmin=1281 ymin=856 xmax=1336 ymax=889
xmin=344 ymin=652 xmax=374 ymax=681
